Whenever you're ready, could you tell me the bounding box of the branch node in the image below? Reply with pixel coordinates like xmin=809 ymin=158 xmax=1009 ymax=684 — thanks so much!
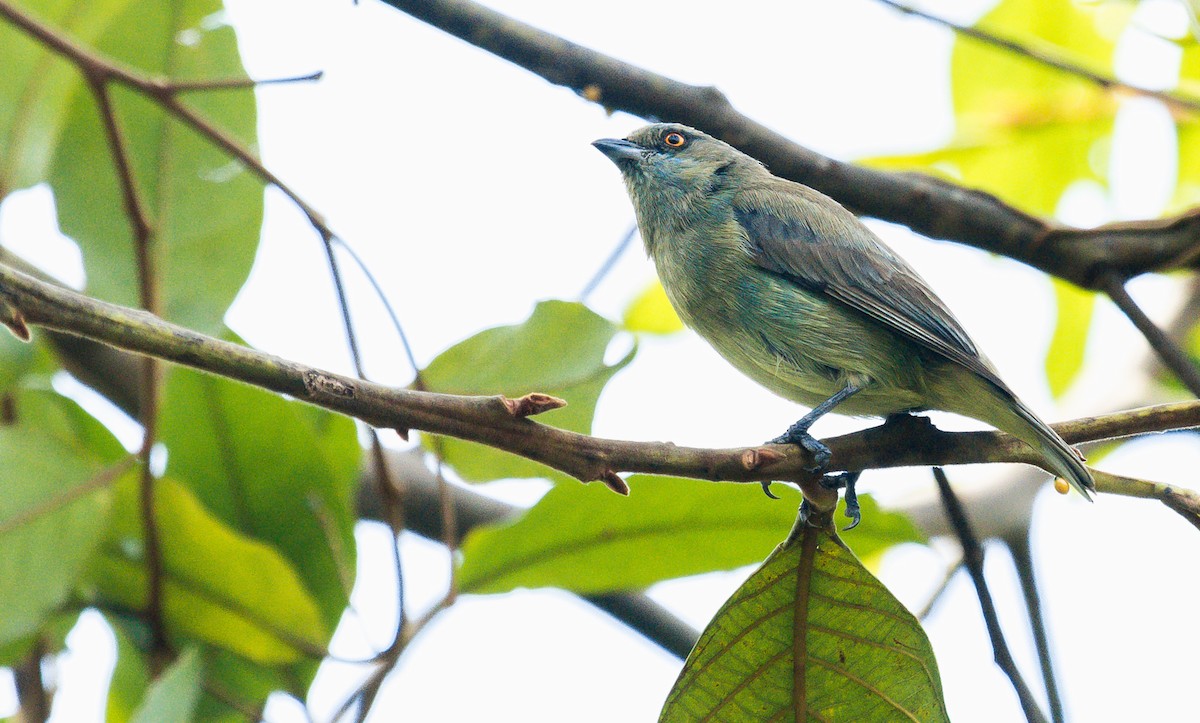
xmin=303 ymin=369 xmax=357 ymax=400
xmin=596 ymin=470 xmax=630 ymax=496
xmin=742 ymin=447 xmax=784 ymax=470
xmin=502 ymin=392 xmax=566 ymax=417
xmin=0 ymin=304 xmax=30 ymax=341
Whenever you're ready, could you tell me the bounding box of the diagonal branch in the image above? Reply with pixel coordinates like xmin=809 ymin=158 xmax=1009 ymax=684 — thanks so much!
xmin=1097 ymin=270 xmax=1200 ymax=396
xmin=933 ymin=468 xmax=1048 ymax=723
xmin=4 ymin=261 xmax=1199 ymax=517
xmin=378 ymin=0 xmax=1200 ymax=290
xmin=873 ymin=0 xmax=1200 ymax=114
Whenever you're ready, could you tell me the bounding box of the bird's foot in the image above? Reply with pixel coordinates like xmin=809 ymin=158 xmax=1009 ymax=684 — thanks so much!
xmin=821 ymin=471 xmax=863 ymax=531
xmin=768 ymin=426 xmax=831 ymax=473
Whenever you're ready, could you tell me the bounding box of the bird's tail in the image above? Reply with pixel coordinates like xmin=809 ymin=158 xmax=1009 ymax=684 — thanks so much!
xmin=997 ymin=394 xmax=1094 ymax=500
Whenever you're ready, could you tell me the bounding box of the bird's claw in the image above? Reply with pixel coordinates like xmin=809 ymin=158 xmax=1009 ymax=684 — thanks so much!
xmin=759 ymin=480 xmax=779 ymax=499
xmin=769 ymin=429 xmax=832 ymax=473
xmin=820 ymin=471 xmax=862 ymax=531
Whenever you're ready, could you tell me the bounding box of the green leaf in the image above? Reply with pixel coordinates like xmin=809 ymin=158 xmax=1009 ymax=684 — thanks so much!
xmin=1045 ymin=279 xmax=1094 ymax=397
xmin=459 ymin=476 xmax=924 ymax=595
xmin=0 ymin=331 xmax=36 ymax=393
xmin=865 ymin=0 xmax=1124 ymax=216
xmin=105 ymin=616 xmax=151 ymax=723
xmin=160 ymin=362 xmax=359 ymax=630
xmin=129 ymin=646 xmax=204 ymax=723
xmin=623 ymin=281 xmax=684 ymax=335
xmin=0 ymin=387 xmax=125 ymax=654
xmin=91 ymin=477 xmax=328 ymax=664
xmin=422 ymin=300 xmax=635 ymax=483
xmin=0 ymin=0 xmax=137 ymax=189
xmin=197 ymin=648 xmax=293 ymax=719
xmin=661 ymin=526 xmax=948 ymax=722
xmin=1175 ymin=40 xmax=1200 ymax=211
xmin=46 ymin=0 xmax=263 ymax=334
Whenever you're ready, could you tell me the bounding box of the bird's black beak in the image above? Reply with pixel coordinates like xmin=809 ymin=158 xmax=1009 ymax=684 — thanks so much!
xmin=592 ymin=138 xmax=645 ymax=165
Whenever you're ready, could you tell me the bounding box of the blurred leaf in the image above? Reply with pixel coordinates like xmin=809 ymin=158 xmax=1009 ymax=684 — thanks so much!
xmin=422 ymin=300 xmax=634 ymax=483
xmin=866 ymin=0 xmax=1123 ymax=215
xmin=91 ymin=477 xmax=327 ymax=664
xmin=459 ymin=476 xmax=924 ymax=595
xmin=0 ymin=387 xmax=125 ymax=655
xmin=623 ymin=281 xmax=684 ymax=335
xmin=1045 ymin=279 xmax=1095 ymax=397
xmin=106 ymin=616 xmax=151 ymax=723
xmin=1174 ymin=42 xmax=1200 ymax=211
xmin=160 ymin=361 xmax=359 ymax=629
xmin=661 ymin=526 xmax=947 ymax=722
xmin=197 ymin=648 xmax=293 ymax=720
xmin=129 ymin=646 xmax=204 ymax=723
xmin=46 ymin=0 xmax=262 ymax=334
xmin=0 ymin=0 xmax=136 ymax=189
xmin=0 ymin=331 xmax=35 ymax=393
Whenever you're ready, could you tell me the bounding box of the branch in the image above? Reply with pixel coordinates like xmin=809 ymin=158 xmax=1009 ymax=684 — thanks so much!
xmin=933 ymin=468 xmax=1048 ymax=723
xmin=874 ymin=0 xmax=1200 ymax=114
xmin=1098 ymin=270 xmax=1200 ymax=396
xmin=378 ymin=0 xmax=1200 ymax=290
xmin=4 ymin=263 xmax=1199 ymax=516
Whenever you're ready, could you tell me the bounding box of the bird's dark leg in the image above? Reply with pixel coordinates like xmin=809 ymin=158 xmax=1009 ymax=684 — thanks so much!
xmin=770 ymin=382 xmax=863 ymax=472
xmin=821 ymin=471 xmax=863 ymax=530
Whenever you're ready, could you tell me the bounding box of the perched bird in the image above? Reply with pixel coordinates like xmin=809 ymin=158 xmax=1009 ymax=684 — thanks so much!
xmin=593 ymin=123 xmax=1093 ymax=527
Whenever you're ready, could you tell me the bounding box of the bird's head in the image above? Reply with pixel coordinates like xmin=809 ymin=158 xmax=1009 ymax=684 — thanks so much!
xmin=593 ymin=123 xmax=761 ymax=242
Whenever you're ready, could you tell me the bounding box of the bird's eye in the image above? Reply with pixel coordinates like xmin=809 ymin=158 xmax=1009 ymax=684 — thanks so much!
xmin=664 ymin=132 xmax=686 ymax=148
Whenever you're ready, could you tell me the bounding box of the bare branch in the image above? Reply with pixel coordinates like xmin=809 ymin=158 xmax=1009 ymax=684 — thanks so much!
xmin=933 ymin=468 xmax=1048 ymax=723
xmin=1098 ymin=270 xmax=1200 ymax=396
xmin=377 ymin=0 xmax=1200 ymax=290
xmin=4 ymin=262 xmax=1198 ymax=517
xmin=874 ymin=0 xmax=1200 ymax=114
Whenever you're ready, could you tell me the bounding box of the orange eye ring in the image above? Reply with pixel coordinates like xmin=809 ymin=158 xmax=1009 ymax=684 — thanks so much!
xmin=664 ymin=132 xmax=686 ymax=148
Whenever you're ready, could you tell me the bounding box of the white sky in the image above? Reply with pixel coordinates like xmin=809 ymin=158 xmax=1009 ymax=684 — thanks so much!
xmin=2 ymin=0 xmax=1198 ymax=720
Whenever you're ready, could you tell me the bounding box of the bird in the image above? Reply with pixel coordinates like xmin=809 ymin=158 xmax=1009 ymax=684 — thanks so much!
xmin=593 ymin=122 xmax=1093 ymax=528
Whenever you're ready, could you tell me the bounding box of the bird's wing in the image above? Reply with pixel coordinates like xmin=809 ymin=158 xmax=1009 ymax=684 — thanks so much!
xmin=735 ymin=184 xmax=1007 ymax=389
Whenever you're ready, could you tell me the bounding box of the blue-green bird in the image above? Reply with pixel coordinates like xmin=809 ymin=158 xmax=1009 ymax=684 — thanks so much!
xmin=594 ymin=123 xmax=1093 ymax=524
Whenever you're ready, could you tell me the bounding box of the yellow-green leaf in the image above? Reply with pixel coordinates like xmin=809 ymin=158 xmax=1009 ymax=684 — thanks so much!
xmin=1046 ymin=278 xmax=1095 ymax=397
xmin=661 ymin=525 xmax=947 ymax=722
xmin=623 ymin=281 xmax=684 ymax=335
xmin=91 ymin=478 xmax=327 ymax=664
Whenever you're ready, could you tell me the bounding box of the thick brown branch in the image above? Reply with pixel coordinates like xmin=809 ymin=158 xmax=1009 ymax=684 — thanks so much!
xmin=378 ymin=0 xmax=1200 ymax=288
xmin=3 ymin=262 xmax=1198 ymax=507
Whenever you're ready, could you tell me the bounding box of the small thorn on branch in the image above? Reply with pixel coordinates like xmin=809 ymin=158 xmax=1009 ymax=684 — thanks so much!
xmin=742 ymin=447 xmax=784 ymax=470
xmin=502 ymin=392 xmax=566 ymax=417
xmin=0 ymin=305 xmax=30 ymax=341
xmin=597 ymin=470 xmax=630 ymax=495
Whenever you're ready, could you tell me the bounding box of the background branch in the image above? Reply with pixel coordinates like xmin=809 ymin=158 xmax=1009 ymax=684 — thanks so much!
xmin=933 ymin=468 xmax=1048 ymax=723
xmin=380 ymin=0 xmax=1200 ymax=289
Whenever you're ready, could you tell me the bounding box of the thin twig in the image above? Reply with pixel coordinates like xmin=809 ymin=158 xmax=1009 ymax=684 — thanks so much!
xmin=164 ymin=70 xmax=324 ymax=93
xmin=1098 ymin=270 xmax=1200 ymax=396
xmin=14 ymin=639 xmax=49 ymax=723
xmin=1003 ymin=531 xmax=1064 ymax=723
xmin=579 ymin=223 xmax=638 ymax=303
xmin=874 ymin=0 xmax=1200 ymax=114
xmin=932 ymin=468 xmax=1049 ymax=723
xmin=82 ymin=67 xmax=168 ymax=656
xmin=916 ymin=558 xmax=963 ymax=621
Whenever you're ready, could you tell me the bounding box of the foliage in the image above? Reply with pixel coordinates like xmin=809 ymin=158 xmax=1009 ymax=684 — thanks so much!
xmin=0 ymin=0 xmax=1196 ymax=719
